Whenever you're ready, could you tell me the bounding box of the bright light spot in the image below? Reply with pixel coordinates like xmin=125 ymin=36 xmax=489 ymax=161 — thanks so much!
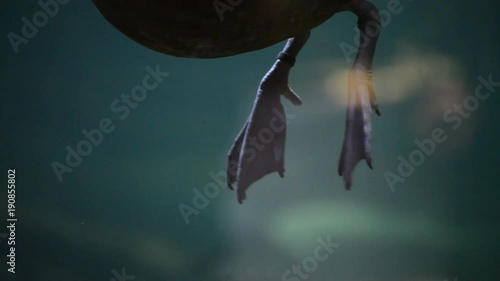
xmin=324 ymin=44 xmax=466 ymax=111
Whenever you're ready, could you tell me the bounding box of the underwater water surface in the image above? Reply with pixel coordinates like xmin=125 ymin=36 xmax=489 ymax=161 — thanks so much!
xmin=0 ymin=1 xmax=499 ymax=281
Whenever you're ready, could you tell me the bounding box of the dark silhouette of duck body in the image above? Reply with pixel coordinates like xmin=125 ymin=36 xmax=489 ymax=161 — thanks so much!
xmin=93 ymin=0 xmax=382 ymax=203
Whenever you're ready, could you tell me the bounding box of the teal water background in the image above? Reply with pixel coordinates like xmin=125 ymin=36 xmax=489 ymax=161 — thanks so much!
xmin=1 ymin=1 xmax=499 ymax=280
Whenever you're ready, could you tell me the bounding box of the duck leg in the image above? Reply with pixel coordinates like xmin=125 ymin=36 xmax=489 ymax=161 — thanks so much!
xmin=338 ymin=0 xmax=381 ymax=189
xmin=227 ymin=32 xmax=310 ymax=204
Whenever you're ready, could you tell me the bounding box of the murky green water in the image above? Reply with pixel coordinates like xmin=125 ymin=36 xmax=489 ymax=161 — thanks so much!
xmin=1 ymin=1 xmax=499 ymax=280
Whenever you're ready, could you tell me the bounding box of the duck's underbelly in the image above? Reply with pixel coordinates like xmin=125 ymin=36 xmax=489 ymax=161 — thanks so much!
xmin=93 ymin=0 xmax=352 ymax=58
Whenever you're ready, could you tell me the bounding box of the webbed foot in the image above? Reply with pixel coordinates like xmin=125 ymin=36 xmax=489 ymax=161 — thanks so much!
xmin=227 ymin=60 xmax=302 ymax=204
xmin=338 ymin=69 xmax=380 ymax=189
xmin=338 ymin=0 xmax=382 ymax=189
